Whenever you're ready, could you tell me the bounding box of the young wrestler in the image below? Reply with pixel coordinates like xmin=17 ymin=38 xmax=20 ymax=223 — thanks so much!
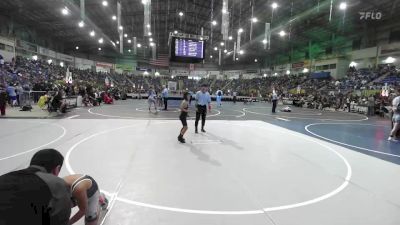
xmin=178 ymin=92 xmax=190 ymax=143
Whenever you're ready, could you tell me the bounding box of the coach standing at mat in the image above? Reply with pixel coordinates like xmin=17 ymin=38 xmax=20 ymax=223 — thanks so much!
xmin=272 ymin=90 xmax=278 ymax=113
xmin=195 ymin=84 xmax=211 ymax=133
xmin=162 ymin=85 xmax=169 ymax=110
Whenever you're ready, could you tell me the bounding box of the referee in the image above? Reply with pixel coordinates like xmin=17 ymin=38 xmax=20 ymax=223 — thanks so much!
xmin=195 ymin=84 xmax=211 ymax=133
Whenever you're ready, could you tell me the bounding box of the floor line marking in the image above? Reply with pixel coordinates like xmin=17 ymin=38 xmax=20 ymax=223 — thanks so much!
xmin=276 ymin=117 xmax=290 ymax=122
xmin=243 ymin=107 xmax=368 ymax=122
xmin=67 ymin=115 xmax=80 ymax=119
xmin=88 ymin=108 xmax=221 ymax=119
xmin=65 ymin=120 xmax=352 ymax=215
xmin=305 ymin=123 xmax=400 ymax=158
xmin=0 ymin=122 xmax=67 ymax=161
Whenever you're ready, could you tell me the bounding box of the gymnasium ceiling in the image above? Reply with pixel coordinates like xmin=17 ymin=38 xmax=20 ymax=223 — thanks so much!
xmin=0 ymin=0 xmax=399 ymax=64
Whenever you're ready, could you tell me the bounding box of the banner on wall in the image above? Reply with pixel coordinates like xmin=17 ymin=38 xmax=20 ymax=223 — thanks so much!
xmin=96 ymin=62 xmax=113 ymax=69
xmin=291 ymin=62 xmax=304 ymax=69
xmin=168 ymin=81 xmax=177 ymax=91
xmin=116 ymin=64 xmax=134 ymax=71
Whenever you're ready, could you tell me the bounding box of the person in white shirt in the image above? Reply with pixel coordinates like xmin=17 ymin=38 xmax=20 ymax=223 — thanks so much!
xmin=216 ymin=89 xmax=223 ymax=107
xmin=388 ymin=88 xmax=400 ymax=141
xmin=162 ymin=85 xmax=169 ymax=110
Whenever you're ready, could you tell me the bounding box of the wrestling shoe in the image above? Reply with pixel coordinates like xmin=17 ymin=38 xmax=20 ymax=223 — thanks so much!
xmin=201 ymin=128 xmax=206 ymax=133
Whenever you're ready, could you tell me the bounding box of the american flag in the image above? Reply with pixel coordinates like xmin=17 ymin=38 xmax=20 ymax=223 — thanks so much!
xmin=149 ymin=54 xmax=170 ymax=67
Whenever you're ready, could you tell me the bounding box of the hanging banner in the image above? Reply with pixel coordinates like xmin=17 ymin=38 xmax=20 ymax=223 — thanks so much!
xmin=265 ymin=23 xmax=271 ymax=50
xmin=144 ymin=0 xmax=152 ymax=37
xmin=221 ymin=0 xmax=229 ymax=41
xmin=237 ymin=33 xmax=241 ymax=54
xmin=133 ymin=37 xmax=137 ymax=55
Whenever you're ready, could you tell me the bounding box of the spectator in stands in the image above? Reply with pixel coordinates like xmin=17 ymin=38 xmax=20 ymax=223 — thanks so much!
xmin=0 ymin=54 xmax=4 ymax=68
xmin=0 ymin=84 xmax=7 ymax=116
xmin=388 ymin=88 xmax=400 ymax=142
xmin=0 ymin=149 xmax=71 ymax=225
xmin=6 ymin=83 xmax=17 ymax=107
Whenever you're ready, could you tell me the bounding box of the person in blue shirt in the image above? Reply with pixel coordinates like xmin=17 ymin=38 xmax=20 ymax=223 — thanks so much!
xmin=162 ymin=85 xmax=169 ymax=110
xmin=6 ymin=83 xmax=17 ymax=107
xmin=195 ymin=84 xmax=211 ymax=133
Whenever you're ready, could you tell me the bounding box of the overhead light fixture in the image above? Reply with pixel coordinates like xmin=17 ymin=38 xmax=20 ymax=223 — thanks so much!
xmin=286 ymin=70 xmax=291 ymax=75
xmin=137 ymin=43 xmax=142 ymax=48
xmin=251 ymin=17 xmax=258 ymax=23
xmin=60 ymin=62 xmax=64 ymax=67
xmin=238 ymin=28 xmax=244 ymax=33
xmin=236 ymin=57 xmax=239 ymax=61
xmin=174 ymin=30 xmax=178 ymax=34
xmin=279 ymin=30 xmax=286 ymax=37
xmin=210 ymin=55 xmax=213 ymax=58
xmin=102 ymin=1 xmax=108 ymax=6
xmin=148 ymin=32 xmax=152 ymax=36
xmin=212 ymin=20 xmax=217 ymax=26
xmin=150 ymin=42 xmax=155 ymax=47
xmin=263 ymin=74 xmax=267 ymax=77
xmin=254 ymin=59 xmax=258 ymax=62
xmin=262 ymin=39 xmax=267 ymax=44
xmin=116 ymin=40 xmax=120 ymax=44
xmin=98 ymin=38 xmax=104 ymax=44
xmin=271 ymin=2 xmax=278 ymax=9
xmin=228 ymin=36 xmax=233 ymax=40
xmin=61 ymin=7 xmax=69 ymax=15
xmin=339 ymin=2 xmax=347 ymax=10
xmin=112 ymin=15 xmax=117 ymax=20
xmin=47 ymin=59 xmax=52 ymax=64
xmin=128 ymin=39 xmax=131 ymax=43
xmin=349 ymin=61 xmax=357 ymax=67
xmin=75 ymin=46 xmax=79 ymax=50
xmin=128 ymin=49 xmax=131 ymax=52
xmin=146 ymin=24 xmax=151 ymax=28
xmin=220 ymin=42 xmax=225 ymax=46
xmin=224 ymin=49 xmax=228 ymax=53
xmin=222 ymin=9 xmax=228 ymax=14
xmin=90 ymin=30 xmax=95 ymax=37
xmin=178 ymin=11 xmax=184 ymax=17
xmin=149 ymin=38 xmax=153 ymax=42
xmin=214 ymin=47 xmax=218 ymax=51
xmin=124 ymin=34 xmax=128 ymax=38
xmin=32 ymin=55 xmax=38 ymax=61
xmin=78 ymin=21 xmax=84 ymax=28
xmin=119 ymin=26 xmax=123 ymax=30
xmin=98 ymin=47 xmax=102 ymax=51
xmin=141 ymin=0 xmax=149 ymax=4
xmin=384 ymin=56 xmax=396 ymax=64
xmin=239 ymin=50 xmax=244 ymax=55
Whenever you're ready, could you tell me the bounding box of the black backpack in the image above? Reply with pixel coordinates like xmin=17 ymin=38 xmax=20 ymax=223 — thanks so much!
xmin=20 ymin=105 xmax=32 ymax=111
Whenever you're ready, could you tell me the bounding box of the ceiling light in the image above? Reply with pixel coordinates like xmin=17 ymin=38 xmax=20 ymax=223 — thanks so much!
xmin=384 ymin=56 xmax=396 ymax=64
xmin=349 ymin=61 xmax=357 ymax=67
xmin=286 ymin=70 xmax=291 ymax=75
xmin=124 ymin=34 xmax=128 ymax=38
xmin=98 ymin=38 xmax=104 ymax=44
xmin=214 ymin=47 xmax=218 ymax=51
xmin=112 ymin=15 xmax=117 ymax=20
xmin=32 ymin=55 xmax=38 ymax=61
xmin=98 ymin=48 xmax=102 ymax=51
xmin=228 ymin=36 xmax=233 ymax=40
xmin=279 ymin=30 xmax=286 ymax=36
xmin=90 ymin=30 xmax=95 ymax=37
xmin=61 ymin=7 xmax=69 ymax=15
xmin=119 ymin=26 xmax=123 ymax=30
xmin=148 ymin=32 xmax=152 ymax=36
xmin=116 ymin=40 xmax=119 ymax=44
xmin=47 ymin=59 xmax=52 ymax=64
xmin=128 ymin=39 xmax=131 ymax=43
xmin=179 ymin=11 xmax=184 ymax=17
xmin=78 ymin=21 xmax=84 ymax=28
xmin=141 ymin=0 xmax=149 ymax=4
xmin=238 ymin=28 xmax=244 ymax=33
xmin=137 ymin=43 xmax=142 ymax=48
xmin=102 ymin=1 xmax=108 ymax=6
xmin=128 ymin=49 xmax=131 ymax=52
xmin=149 ymin=38 xmax=153 ymax=42
xmin=339 ymin=2 xmax=347 ymax=10
xmin=220 ymin=42 xmax=224 ymax=46
xmin=271 ymin=2 xmax=278 ymax=9
xmin=146 ymin=24 xmax=151 ymax=28
xmin=262 ymin=39 xmax=267 ymax=44
xmin=174 ymin=30 xmax=178 ymax=34
xmin=254 ymin=59 xmax=258 ymax=62
xmin=263 ymin=74 xmax=267 ymax=77
xmin=75 ymin=46 xmax=79 ymax=50
xmin=251 ymin=17 xmax=258 ymax=23
xmin=224 ymin=49 xmax=227 ymax=53
xmin=150 ymin=42 xmax=155 ymax=47
xmin=236 ymin=58 xmax=239 ymax=61
xmin=210 ymin=55 xmax=213 ymax=58
xmin=212 ymin=20 xmax=217 ymax=26
xmin=239 ymin=50 xmax=244 ymax=55
xmin=222 ymin=9 xmax=228 ymax=14
xmin=60 ymin=62 xmax=64 ymax=67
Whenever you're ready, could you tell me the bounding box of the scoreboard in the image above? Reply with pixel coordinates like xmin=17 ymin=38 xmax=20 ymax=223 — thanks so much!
xmin=174 ymin=38 xmax=204 ymax=59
